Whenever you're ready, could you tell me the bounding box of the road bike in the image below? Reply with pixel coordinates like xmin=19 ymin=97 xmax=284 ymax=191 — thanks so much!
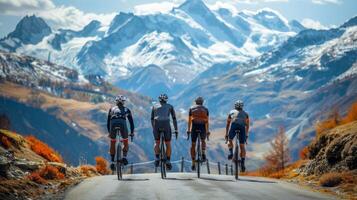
xmin=114 ymin=127 xmax=133 ymax=180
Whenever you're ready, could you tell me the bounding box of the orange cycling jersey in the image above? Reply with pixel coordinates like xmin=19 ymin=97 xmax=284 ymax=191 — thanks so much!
xmin=189 ymin=105 xmax=209 ymax=124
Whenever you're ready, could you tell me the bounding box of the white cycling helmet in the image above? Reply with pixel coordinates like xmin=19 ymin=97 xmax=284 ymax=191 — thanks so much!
xmin=158 ymin=93 xmax=168 ymax=102
xmin=235 ymin=100 xmax=244 ymax=109
xmin=115 ymin=95 xmax=126 ymax=104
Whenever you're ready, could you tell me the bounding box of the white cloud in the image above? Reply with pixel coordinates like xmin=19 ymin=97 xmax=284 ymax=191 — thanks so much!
xmin=311 ymin=0 xmax=341 ymax=5
xmin=301 ymin=18 xmax=327 ymax=30
xmin=134 ymin=2 xmax=178 ymax=15
xmin=0 ymin=0 xmax=115 ymax=31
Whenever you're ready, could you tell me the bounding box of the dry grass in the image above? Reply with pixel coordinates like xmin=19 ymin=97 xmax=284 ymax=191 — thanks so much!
xmin=319 ymin=172 xmax=344 ymax=187
xmin=0 ymin=135 xmax=11 ymax=149
xmin=316 ymin=101 xmax=357 ymax=135
xmin=26 ymin=135 xmax=63 ymax=163
xmin=95 ymin=157 xmax=109 ymax=175
xmin=27 ymin=172 xmax=47 ymax=184
xmin=80 ymin=165 xmax=97 ymax=177
xmin=38 ymin=165 xmax=65 ymax=180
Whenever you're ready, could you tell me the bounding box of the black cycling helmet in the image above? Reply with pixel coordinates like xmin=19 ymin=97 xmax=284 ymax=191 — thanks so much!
xmin=235 ymin=100 xmax=244 ymax=109
xmin=195 ymin=96 xmax=204 ymax=105
xmin=158 ymin=93 xmax=168 ymax=102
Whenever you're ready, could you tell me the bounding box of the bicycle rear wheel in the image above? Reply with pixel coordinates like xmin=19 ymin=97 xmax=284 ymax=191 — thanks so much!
xmin=196 ymin=137 xmax=201 ymax=178
xmin=234 ymin=140 xmax=239 ymax=180
xmin=116 ymin=139 xmax=122 ymax=180
xmin=160 ymin=135 xmax=166 ymax=179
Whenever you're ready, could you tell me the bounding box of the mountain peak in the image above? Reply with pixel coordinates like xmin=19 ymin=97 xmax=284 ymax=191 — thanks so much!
xmin=79 ymin=20 xmax=101 ymax=36
xmin=340 ymin=16 xmax=357 ymax=28
xmin=178 ymin=0 xmax=210 ymax=13
xmin=7 ymin=15 xmax=51 ymax=45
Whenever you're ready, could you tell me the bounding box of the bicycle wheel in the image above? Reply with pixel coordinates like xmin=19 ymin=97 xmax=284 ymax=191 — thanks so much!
xmin=116 ymin=139 xmax=122 ymax=180
xmin=234 ymin=138 xmax=239 ymax=180
xmin=196 ymin=137 xmax=201 ymax=178
xmin=160 ymin=134 xmax=166 ymax=179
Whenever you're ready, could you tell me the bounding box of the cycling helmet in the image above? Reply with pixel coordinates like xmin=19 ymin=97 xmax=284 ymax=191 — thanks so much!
xmin=195 ymin=96 xmax=204 ymax=105
xmin=115 ymin=95 xmax=126 ymax=104
xmin=234 ymin=100 xmax=244 ymax=109
xmin=158 ymin=93 xmax=168 ymax=102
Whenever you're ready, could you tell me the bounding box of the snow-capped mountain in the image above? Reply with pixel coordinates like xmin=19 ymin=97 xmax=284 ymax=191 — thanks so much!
xmin=174 ymin=17 xmax=357 ymax=159
xmin=0 ymin=0 xmax=304 ymax=97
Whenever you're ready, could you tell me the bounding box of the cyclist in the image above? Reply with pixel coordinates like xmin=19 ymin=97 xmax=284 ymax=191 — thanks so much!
xmin=107 ymin=95 xmax=135 ymax=171
xmin=151 ymin=94 xmax=178 ymax=170
xmin=187 ymin=96 xmax=210 ymax=171
xmin=225 ymin=100 xmax=250 ymax=172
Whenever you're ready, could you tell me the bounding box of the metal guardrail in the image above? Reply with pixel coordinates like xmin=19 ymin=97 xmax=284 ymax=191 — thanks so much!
xmin=124 ymin=157 xmax=234 ymax=176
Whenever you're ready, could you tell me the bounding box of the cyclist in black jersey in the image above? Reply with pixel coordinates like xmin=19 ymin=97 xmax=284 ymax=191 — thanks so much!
xmin=107 ymin=95 xmax=135 ymax=171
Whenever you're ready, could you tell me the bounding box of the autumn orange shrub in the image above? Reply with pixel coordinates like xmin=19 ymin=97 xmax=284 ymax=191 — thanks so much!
xmin=28 ymin=172 xmax=47 ymax=184
xmin=38 ymin=165 xmax=65 ymax=180
xmin=80 ymin=165 xmax=97 ymax=177
xmin=95 ymin=156 xmax=109 ymax=175
xmin=299 ymin=146 xmax=309 ymax=160
xmin=315 ymin=109 xmax=340 ymax=135
xmin=26 ymin=135 xmax=63 ymax=163
xmin=0 ymin=135 xmax=11 ymax=149
xmin=341 ymin=102 xmax=357 ymax=124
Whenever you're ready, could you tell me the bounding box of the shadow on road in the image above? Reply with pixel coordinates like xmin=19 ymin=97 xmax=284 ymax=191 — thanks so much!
xmin=238 ymin=178 xmax=276 ymax=184
xmin=164 ymin=177 xmax=193 ymax=181
xmin=112 ymin=178 xmax=150 ymax=181
xmin=199 ymin=177 xmax=235 ymax=182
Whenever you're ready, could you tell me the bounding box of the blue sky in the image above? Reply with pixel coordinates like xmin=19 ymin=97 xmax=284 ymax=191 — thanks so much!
xmin=0 ymin=0 xmax=356 ymax=38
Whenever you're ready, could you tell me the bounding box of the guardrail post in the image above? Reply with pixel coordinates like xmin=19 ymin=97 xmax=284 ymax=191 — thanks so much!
xmin=130 ymin=164 xmax=133 ymax=174
xmin=230 ymin=165 xmax=233 ymax=175
xmin=206 ymin=160 xmax=210 ymax=174
xmin=181 ymin=157 xmax=184 ymax=172
xmin=225 ymin=164 xmax=228 ymax=175
xmin=218 ymin=162 xmax=221 ymax=175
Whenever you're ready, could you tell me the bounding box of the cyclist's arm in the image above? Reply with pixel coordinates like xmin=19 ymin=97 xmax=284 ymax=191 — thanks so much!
xmin=127 ymin=109 xmax=135 ymax=134
xmin=170 ymin=106 xmax=178 ymax=131
xmin=188 ymin=109 xmax=192 ymax=132
xmin=107 ymin=108 xmax=111 ymax=133
xmin=226 ymin=115 xmax=231 ymax=136
xmin=205 ymin=109 xmax=209 ymax=133
xmin=246 ymin=115 xmax=250 ymax=135
xmin=151 ymin=106 xmax=155 ymax=128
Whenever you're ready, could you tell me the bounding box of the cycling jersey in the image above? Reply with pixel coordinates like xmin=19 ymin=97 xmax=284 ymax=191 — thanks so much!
xmin=151 ymin=102 xmax=178 ymax=141
xmin=228 ymin=109 xmax=249 ymax=126
xmin=189 ymin=105 xmax=209 ymax=124
xmin=107 ymin=105 xmax=134 ymax=139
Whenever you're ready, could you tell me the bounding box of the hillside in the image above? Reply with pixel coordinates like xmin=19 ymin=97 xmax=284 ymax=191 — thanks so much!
xmin=0 ymin=129 xmax=102 ymax=200
xmin=0 ymin=50 xmax=153 ymax=165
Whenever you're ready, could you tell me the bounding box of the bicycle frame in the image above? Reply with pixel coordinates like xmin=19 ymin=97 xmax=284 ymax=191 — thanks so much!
xmin=234 ymin=130 xmax=240 ymax=180
xmin=159 ymin=128 xmax=167 ymax=179
xmin=115 ymin=127 xmax=123 ymax=180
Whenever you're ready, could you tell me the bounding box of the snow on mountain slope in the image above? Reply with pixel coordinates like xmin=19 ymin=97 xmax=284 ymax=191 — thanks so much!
xmin=174 ymin=21 xmax=357 ymax=160
xmin=0 ymin=0 xmax=305 ymax=97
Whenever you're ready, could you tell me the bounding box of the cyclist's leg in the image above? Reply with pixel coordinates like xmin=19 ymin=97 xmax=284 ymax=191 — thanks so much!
xmin=120 ymin=123 xmax=129 ymax=165
xmin=164 ymin=122 xmax=172 ymax=170
xmin=200 ymin=124 xmax=207 ymax=161
xmin=153 ymin=124 xmax=160 ymax=166
xmin=238 ymin=125 xmax=246 ymax=171
xmin=109 ymin=122 xmax=117 ymax=162
xmin=227 ymin=123 xmax=237 ymax=159
xmin=191 ymin=126 xmax=198 ymax=170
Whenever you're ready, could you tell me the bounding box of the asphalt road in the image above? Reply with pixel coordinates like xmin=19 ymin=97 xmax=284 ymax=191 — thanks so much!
xmin=64 ymin=173 xmax=335 ymax=200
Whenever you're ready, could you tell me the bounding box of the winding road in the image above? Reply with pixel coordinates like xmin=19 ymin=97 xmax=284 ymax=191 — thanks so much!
xmin=64 ymin=173 xmax=335 ymax=200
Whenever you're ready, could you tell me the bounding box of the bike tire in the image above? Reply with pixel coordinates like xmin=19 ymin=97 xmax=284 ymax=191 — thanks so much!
xmin=235 ymin=141 xmax=239 ymax=180
xmin=197 ymin=136 xmax=201 ymax=178
xmin=160 ymin=135 xmax=166 ymax=179
xmin=116 ymin=139 xmax=122 ymax=180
